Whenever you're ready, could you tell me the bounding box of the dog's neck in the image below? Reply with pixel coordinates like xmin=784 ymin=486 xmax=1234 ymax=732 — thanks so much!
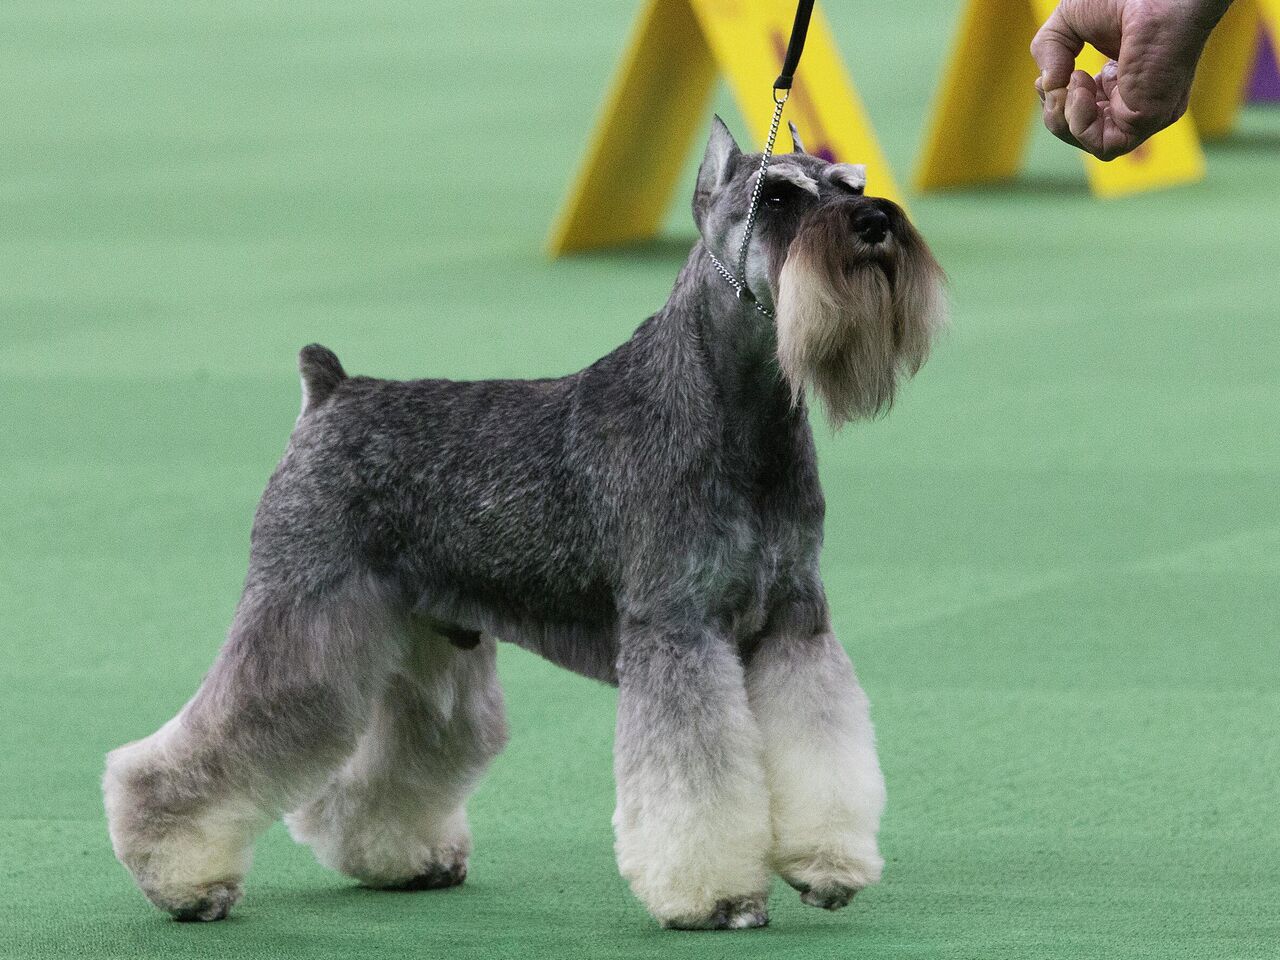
xmin=644 ymin=241 xmax=806 ymax=448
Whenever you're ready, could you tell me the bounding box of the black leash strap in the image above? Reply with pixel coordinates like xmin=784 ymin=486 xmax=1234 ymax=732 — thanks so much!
xmin=709 ymin=0 xmax=819 ymax=317
xmin=773 ymin=0 xmax=815 ymax=91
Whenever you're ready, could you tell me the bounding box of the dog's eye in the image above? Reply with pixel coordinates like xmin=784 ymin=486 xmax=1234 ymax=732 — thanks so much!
xmin=763 ymin=182 xmax=798 ymax=208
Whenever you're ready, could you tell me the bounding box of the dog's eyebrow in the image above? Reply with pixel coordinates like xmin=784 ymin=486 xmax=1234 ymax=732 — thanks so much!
xmin=827 ymin=163 xmax=867 ymax=192
xmin=762 ymin=163 xmax=820 ymax=196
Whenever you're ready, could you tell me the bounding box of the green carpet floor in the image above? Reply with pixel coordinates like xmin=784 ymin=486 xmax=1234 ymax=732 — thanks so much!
xmin=2 ymin=2 xmax=1278 ymax=957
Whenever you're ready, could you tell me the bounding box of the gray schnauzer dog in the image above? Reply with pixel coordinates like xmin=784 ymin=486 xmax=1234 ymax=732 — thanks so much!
xmin=104 ymin=117 xmax=945 ymax=930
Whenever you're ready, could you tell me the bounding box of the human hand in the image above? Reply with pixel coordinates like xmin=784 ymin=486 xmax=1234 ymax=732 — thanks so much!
xmin=1031 ymin=0 xmax=1234 ymax=160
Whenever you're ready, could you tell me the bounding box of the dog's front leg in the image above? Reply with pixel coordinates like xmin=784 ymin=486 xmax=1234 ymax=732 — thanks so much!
xmin=746 ymin=625 xmax=886 ymax=910
xmin=612 ymin=620 xmax=771 ymax=929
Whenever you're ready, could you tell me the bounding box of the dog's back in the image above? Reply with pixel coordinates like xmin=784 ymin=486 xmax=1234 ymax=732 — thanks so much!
xmin=255 ymin=347 xmax=622 ymax=657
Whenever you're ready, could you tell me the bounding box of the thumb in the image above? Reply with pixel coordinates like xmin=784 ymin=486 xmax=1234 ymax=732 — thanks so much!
xmin=1031 ymin=3 xmax=1085 ymax=91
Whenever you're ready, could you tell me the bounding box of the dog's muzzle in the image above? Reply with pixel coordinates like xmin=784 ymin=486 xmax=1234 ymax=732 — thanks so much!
xmin=774 ymin=194 xmax=945 ymax=425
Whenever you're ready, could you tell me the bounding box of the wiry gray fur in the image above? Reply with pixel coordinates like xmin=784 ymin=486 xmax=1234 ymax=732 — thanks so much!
xmin=103 ymin=117 xmax=945 ymax=931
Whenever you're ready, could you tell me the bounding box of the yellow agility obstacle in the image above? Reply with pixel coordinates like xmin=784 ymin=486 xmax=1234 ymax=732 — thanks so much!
xmin=915 ymin=0 xmax=1206 ymax=198
xmin=548 ymin=0 xmax=902 ymax=256
xmin=1190 ymin=0 xmax=1280 ymax=138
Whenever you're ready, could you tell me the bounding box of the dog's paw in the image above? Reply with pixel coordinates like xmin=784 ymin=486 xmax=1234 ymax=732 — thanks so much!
xmin=163 ymin=881 xmax=242 ymax=922
xmin=660 ymin=894 xmax=769 ymax=930
xmin=286 ymin=793 xmax=474 ymax=892
xmin=352 ymin=840 xmax=470 ymax=892
xmin=776 ymin=845 xmax=882 ymax=911
xmin=381 ymin=858 xmax=467 ymax=891
xmin=791 ymin=880 xmax=858 ymax=911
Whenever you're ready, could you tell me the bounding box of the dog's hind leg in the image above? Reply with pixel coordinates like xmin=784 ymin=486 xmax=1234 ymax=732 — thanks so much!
xmin=745 ymin=613 xmax=886 ymax=911
xmin=285 ymin=629 xmax=507 ymax=890
xmin=612 ymin=620 xmax=772 ymax=930
xmin=103 ymin=579 xmax=403 ymax=921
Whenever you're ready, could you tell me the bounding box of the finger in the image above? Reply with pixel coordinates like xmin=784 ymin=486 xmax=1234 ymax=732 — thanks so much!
xmin=1041 ymin=84 xmax=1083 ymax=151
xmin=1105 ymin=69 xmax=1186 ymax=154
xmin=1095 ymin=60 xmax=1119 ymax=102
xmin=1031 ymin=4 xmax=1085 ymax=94
xmin=1064 ymin=70 xmax=1107 ymax=156
xmin=1065 ymin=69 xmax=1142 ymax=160
xmin=1106 ymin=15 xmax=1203 ymax=151
xmin=1091 ymin=60 xmax=1142 ymax=159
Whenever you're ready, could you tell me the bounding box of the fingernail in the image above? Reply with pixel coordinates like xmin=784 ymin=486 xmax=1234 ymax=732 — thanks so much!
xmin=1037 ymin=85 xmax=1046 ymax=104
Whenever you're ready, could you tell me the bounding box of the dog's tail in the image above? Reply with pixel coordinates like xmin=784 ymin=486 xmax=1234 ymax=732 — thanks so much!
xmin=298 ymin=344 xmax=347 ymax=414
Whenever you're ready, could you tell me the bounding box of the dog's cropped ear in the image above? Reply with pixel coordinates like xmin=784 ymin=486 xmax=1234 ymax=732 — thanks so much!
xmin=698 ymin=115 xmax=741 ymax=188
xmin=788 ymin=121 xmax=806 ymax=154
xmin=693 ymin=116 xmax=741 ymax=229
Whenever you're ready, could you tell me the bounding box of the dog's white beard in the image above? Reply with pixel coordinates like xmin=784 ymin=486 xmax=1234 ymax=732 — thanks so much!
xmin=775 ymin=224 xmax=945 ymax=426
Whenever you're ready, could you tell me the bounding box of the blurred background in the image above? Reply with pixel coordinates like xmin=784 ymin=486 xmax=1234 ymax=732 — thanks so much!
xmin=1 ymin=2 xmax=1277 ymax=958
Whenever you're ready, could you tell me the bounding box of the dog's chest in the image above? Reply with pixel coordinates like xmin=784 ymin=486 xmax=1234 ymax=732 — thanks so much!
xmin=695 ymin=489 xmax=818 ymax=640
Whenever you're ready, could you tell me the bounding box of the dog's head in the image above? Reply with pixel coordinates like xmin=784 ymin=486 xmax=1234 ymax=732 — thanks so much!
xmin=693 ymin=117 xmax=946 ymax=425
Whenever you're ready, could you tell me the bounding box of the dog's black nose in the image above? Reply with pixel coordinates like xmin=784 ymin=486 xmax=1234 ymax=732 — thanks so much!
xmin=851 ymin=206 xmax=890 ymax=245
